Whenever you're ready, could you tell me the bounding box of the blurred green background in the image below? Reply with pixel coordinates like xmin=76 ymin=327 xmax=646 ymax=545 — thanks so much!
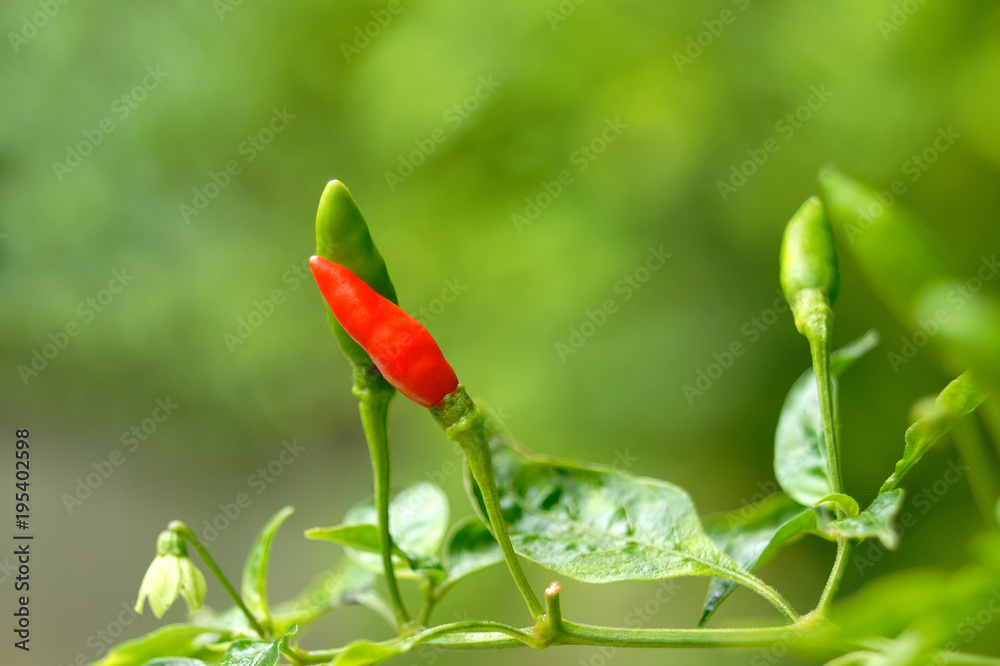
xmin=2 ymin=1 xmax=999 ymax=664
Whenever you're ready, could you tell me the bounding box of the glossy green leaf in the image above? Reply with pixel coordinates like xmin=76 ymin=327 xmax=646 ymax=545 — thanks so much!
xmin=92 ymin=625 xmax=232 ymax=666
xmin=831 ymin=490 xmax=905 ymax=549
xmin=332 ymin=640 xmax=404 ymax=666
xmin=305 ymin=523 xmax=383 ymax=552
xmin=474 ymin=435 xmax=760 ymax=589
xmin=815 ymin=493 xmax=860 ymax=517
xmin=441 ymin=517 xmax=503 ymax=589
xmin=881 ymin=373 xmax=987 ymax=493
xmin=324 ymin=482 xmax=448 ymax=579
xmin=701 ymin=494 xmax=818 ymax=625
xmin=775 ymin=331 xmax=879 ymax=505
xmin=273 ymin=560 xmax=375 ymax=629
xmin=241 ymin=506 xmax=294 ymax=630
xmin=219 ymin=640 xmax=279 ymax=666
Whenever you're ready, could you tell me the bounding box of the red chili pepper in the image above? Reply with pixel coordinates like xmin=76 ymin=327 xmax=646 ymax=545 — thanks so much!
xmin=310 ymin=256 xmax=459 ymax=408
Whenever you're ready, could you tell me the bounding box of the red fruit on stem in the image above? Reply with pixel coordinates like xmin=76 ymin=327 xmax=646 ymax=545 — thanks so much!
xmin=310 ymin=256 xmax=459 ymax=408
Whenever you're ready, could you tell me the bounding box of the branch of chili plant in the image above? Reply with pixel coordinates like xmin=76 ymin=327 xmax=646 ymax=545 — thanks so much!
xmin=168 ymin=520 xmax=269 ymax=639
xmin=353 ymin=366 xmax=412 ymax=629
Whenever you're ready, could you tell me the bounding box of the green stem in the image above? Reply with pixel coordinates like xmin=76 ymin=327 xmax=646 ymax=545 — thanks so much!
xmin=354 ymin=370 xmax=411 ymax=627
xmin=721 ymin=566 xmax=799 ymax=622
xmin=463 ymin=439 xmax=546 ymax=619
xmin=806 ymin=311 xmax=843 ymax=498
xmin=817 ymin=538 xmax=855 ymax=613
xmin=556 ymin=619 xmax=809 ymax=648
xmin=429 ymin=387 xmax=544 ymax=619
xmin=168 ymin=521 xmax=269 ymax=639
xmin=417 ymin=577 xmax=439 ymax=627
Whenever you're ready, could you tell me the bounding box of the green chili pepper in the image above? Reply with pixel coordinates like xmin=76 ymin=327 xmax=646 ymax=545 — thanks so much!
xmin=779 ymin=195 xmax=839 ymax=337
xmin=315 ymin=180 xmax=398 ymax=371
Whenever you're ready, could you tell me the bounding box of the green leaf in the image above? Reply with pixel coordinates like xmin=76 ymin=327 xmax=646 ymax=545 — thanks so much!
xmin=474 ymin=435 xmax=759 ymax=589
xmin=441 ymin=517 xmax=503 ymax=589
xmin=830 ymin=490 xmax=905 ymax=549
xmin=92 ymin=625 xmax=233 ymax=666
xmin=815 ymin=493 xmax=859 ymax=517
xmin=332 ymin=640 xmax=404 ymax=666
xmin=316 ymin=482 xmax=449 ymax=579
xmin=219 ymin=640 xmax=279 ymax=666
xmin=241 ymin=506 xmax=294 ymax=631
xmin=823 ymin=564 xmax=1000 ymax=655
xmin=775 ymin=331 xmax=879 ymax=505
xmin=881 ymin=373 xmax=987 ymax=493
xmin=272 ymin=561 xmax=375 ymax=629
xmin=305 ymin=524 xmax=383 ymax=552
xmin=701 ymin=494 xmax=818 ymax=625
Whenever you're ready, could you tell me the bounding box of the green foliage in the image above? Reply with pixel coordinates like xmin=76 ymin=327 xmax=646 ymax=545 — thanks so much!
xmin=882 ymin=373 xmax=987 ymax=492
xmin=701 ymin=493 xmax=820 ymax=625
xmin=241 ymin=506 xmax=294 ymax=631
xmin=469 ymin=431 xmax=765 ymax=591
xmin=440 ymin=517 xmax=503 ymax=590
xmin=308 ymin=482 xmax=449 ymax=578
xmin=774 ymin=331 xmax=880 ymax=505
xmin=830 ymin=490 xmax=905 ymax=549
xmin=97 ymin=175 xmax=1000 ymax=665
xmin=91 ymin=625 xmax=235 ymax=666
xmin=331 ymin=640 xmax=405 ymax=666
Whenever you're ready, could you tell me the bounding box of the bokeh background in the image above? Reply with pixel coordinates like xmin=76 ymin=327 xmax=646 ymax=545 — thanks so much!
xmin=2 ymin=1 xmax=1000 ymax=664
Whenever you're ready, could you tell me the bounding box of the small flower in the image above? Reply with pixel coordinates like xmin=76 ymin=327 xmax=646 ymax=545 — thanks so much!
xmin=135 ymin=530 xmax=207 ymax=618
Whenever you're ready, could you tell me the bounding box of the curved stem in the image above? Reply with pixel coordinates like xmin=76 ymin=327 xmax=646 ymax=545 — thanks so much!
xmin=463 ymin=440 xmax=546 ymax=619
xmin=168 ymin=521 xmax=268 ymax=639
xmin=429 ymin=387 xmax=544 ymax=620
xmin=722 ymin=566 xmax=799 ymax=622
xmin=356 ymin=388 xmax=411 ymax=627
xmin=817 ymin=538 xmax=855 ymax=613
